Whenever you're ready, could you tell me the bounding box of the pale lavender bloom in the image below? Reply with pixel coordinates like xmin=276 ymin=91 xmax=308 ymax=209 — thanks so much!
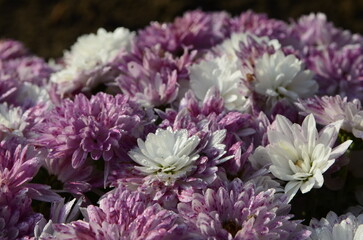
xmin=0 ymin=40 xmax=28 ymax=60
xmin=178 ymin=178 xmax=310 ymax=240
xmin=308 ymin=211 xmax=363 ymax=240
xmin=290 ymin=13 xmax=362 ymax=49
xmin=0 ymin=188 xmax=43 ymax=240
xmin=3 ymin=56 xmax=53 ymax=86
xmin=51 ymin=186 xmax=187 ymax=239
xmin=296 ymin=95 xmax=361 ymax=132
xmin=116 ymin=45 xmax=195 ymax=107
xmin=32 ymin=93 xmax=154 ymax=177
xmin=0 ymin=54 xmax=52 ymax=110
xmin=230 ymin=10 xmax=290 ymax=44
xmin=306 ymin=44 xmax=363 ymax=101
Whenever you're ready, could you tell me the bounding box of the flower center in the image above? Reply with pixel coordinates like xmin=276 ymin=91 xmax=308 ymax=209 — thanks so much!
xmin=294 ymin=159 xmax=304 ymax=168
xmin=222 ymin=220 xmax=242 ymax=237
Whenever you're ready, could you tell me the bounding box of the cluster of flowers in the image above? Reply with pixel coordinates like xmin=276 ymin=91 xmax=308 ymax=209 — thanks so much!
xmin=2 ymin=9 xmax=363 ymax=239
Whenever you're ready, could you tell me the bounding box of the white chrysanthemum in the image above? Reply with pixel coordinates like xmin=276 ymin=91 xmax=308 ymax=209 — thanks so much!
xmin=128 ymin=127 xmax=201 ymax=185
xmin=0 ymin=103 xmax=27 ymax=136
xmin=308 ymin=211 xmax=363 ymax=240
xmin=216 ymin=32 xmax=281 ymax=60
xmin=51 ymin=27 xmax=134 ymax=85
xmin=250 ymin=114 xmax=352 ymax=201
xmin=190 ymin=54 xmax=250 ymax=112
xmin=254 ymin=50 xmax=318 ymax=103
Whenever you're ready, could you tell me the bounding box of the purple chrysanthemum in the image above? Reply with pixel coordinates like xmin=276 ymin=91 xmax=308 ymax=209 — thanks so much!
xmin=173 ymin=10 xmax=231 ymax=50
xmin=230 ymin=10 xmax=290 ymax=45
xmin=137 ymin=10 xmax=231 ymax=54
xmin=0 ymin=188 xmax=43 ymax=240
xmin=290 ymin=13 xmax=362 ymax=49
xmin=116 ymin=44 xmax=195 ymax=107
xmin=137 ymin=22 xmax=180 ymax=54
xmin=296 ymin=95 xmax=361 ymax=132
xmin=0 ymin=139 xmax=59 ymax=202
xmin=32 ymin=93 xmax=154 ymax=173
xmin=50 ymin=186 xmax=187 ymax=239
xmin=306 ymin=44 xmax=363 ymax=101
xmin=178 ymin=178 xmax=310 ymax=240
xmin=0 ymin=54 xmax=52 ymax=109
xmin=3 ymin=56 xmax=53 ymax=86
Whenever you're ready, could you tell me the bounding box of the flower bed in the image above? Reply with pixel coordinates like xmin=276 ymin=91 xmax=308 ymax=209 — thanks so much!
xmin=1 ymin=9 xmax=363 ymax=239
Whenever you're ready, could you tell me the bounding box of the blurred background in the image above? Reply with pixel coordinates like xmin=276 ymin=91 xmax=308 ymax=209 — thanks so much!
xmin=1 ymin=0 xmax=363 ymax=59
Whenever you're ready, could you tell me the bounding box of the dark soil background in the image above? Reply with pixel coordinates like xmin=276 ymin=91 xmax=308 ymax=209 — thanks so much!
xmin=1 ymin=0 xmax=363 ymax=59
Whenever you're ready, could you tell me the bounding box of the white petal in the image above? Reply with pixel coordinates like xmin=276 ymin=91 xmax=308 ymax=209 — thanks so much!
xmin=318 ymin=119 xmax=343 ymax=146
xmin=330 ymin=140 xmax=352 ymax=159
xmin=354 ymin=225 xmax=363 ymax=240
xmin=285 ymin=181 xmax=301 ymax=202
xmin=300 ymin=177 xmax=315 ymax=193
xmin=249 ymin=146 xmax=271 ymax=169
xmin=302 ymin=114 xmax=317 ymax=153
xmin=313 ymin=169 xmax=324 ymax=188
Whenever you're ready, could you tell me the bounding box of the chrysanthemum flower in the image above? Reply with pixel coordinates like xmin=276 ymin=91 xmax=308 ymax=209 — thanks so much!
xmin=173 ymin=10 xmax=231 ymax=50
xmin=306 ymin=44 xmax=363 ymax=101
xmin=189 ymin=54 xmax=250 ymax=112
xmin=3 ymin=56 xmax=53 ymax=86
xmin=32 ymin=93 xmax=153 ymax=172
xmin=296 ymin=95 xmax=361 ymax=133
xmin=50 ymin=27 xmax=134 ymax=97
xmin=290 ymin=13 xmax=362 ymax=49
xmin=253 ymin=50 xmax=318 ymax=104
xmin=137 ymin=22 xmax=180 ymax=54
xmin=0 ymin=102 xmax=28 ymax=138
xmin=250 ymin=114 xmax=352 ymax=201
xmin=0 ymin=140 xmax=59 ymax=202
xmin=230 ymin=10 xmax=290 ymax=43
xmin=178 ymin=178 xmax=310 ymax=240
xmin=308 ymin=211 xmax=363 ymax=240
xmin=51 ymin=186 xmax=187 ymax=239
xmin=128 ymin=127 xmax=201 ymax=185
xmin=116 ymin=45 xmax=195 ymax=107
xmin=111 ymin=123 xmax=231 ymax=208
